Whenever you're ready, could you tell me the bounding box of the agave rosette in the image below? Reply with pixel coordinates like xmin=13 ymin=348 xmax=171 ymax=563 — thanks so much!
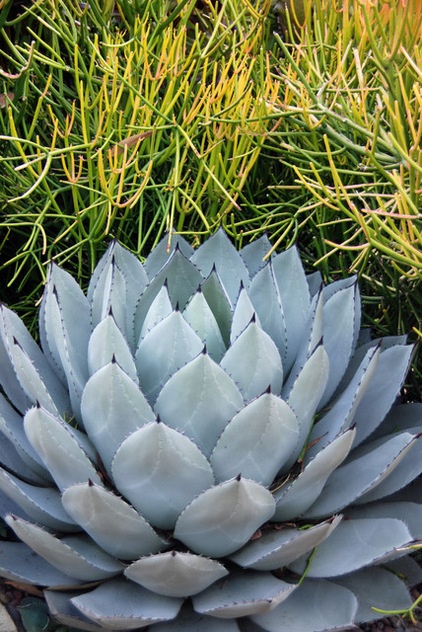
xmin=0 ymin=229 xmax=421 ymax=632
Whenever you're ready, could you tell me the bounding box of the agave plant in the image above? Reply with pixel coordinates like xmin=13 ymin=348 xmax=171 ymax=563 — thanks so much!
xmin=0 ymin=229 xmax=421 ymax=632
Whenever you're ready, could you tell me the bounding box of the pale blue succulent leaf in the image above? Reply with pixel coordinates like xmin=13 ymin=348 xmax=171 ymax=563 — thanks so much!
xmin=0 ymin=542 xmax=83 ymax=588
xmin=220 ymin=321 xmax=283 ymax=401
xmin=289 ymin=518 xmax=412 ymax=577
xmin=281 ymin=343 xmax=329 ymax=470
xmin=81 ymin=361 xmax=155 ymax=472
xmin=304 ymin=432 xmax=419 ymax=518
xmin=23 ymin=406 xmax=102 ymax=491
xmin=351 ymin=344 xmax=414 ymax=446
xmin=0 ymin=321 xmax=32 ymax=413
xmin=62 ymin=482 xmax=166 ymax=560
xmin=154 ymin=353 xmax=243 ymax=458
xmin=373 ymin=402 xmax=422 ymax=438
xmin=133 ymin=249 xmax=203 ymax=344
xmin=230 ymin=516 xmax=342 ymax=571
xmin=251 ymin=579 xmax=357 ymax=632
xmin=190 ymin=229 xmax=250 ymax=304
xmin=45 ymin=590 xmax=108 ymax=631
xmin=230 ymin=286 xmax=261 ymax=344
xmin=0 ymin=394 xmax=52 ymax=483
xmin=125 ymin=551 xmax=228 ymax=597
xmin=306 ymin=345 xmax=380 ymax=459
xmin=139 ymin=284 xmax=173 ymax=341
xmin=192 ymin=571 xmax=296 ymax=618
xmin=347 ymin=501 xmax=422 ymax=541
xmin=183 ymin=290 xmax=226 ymax=362
xmin=71 ymin=578 xmax=183 ymax=629
xmin=282 ymin=289 xmax=324 ymax=395
xmin=88 ymin=242 xmax=148 ymax=349
xmin=322 ymin=276 xmax=360 ymax=343
xmin=91 ymin=259 xmax=127 ymax=338
xmin=200 ymin=269 xmax=233 ymax=346
xmin=248 ymin=263 xmax=287 ymax=366
xmin=143 ymin=233 xmax=194 ymax=278
xmin=0 ymin=305 xmax=71 ymax=415
xmin=5 ymin=515 xmax=123 ymax=581
xmin=306 ymin=271 xmax=323 ymax=296
xmin=0 ymin=467 xmax=77 ymax=531
xmin=319 ymin=280 xmax=360 ymax=406
xmin=42 ymin=263 xmax=90 ymax=380
xmin=112 ymin=422 xmax=214 ymax=530
xmin=336 ymin=567 xmax=412 ymax=623
xmin=385 ymin=556 xmax=422 ymax=588
xmin=273 ymin=428 xmax=356 ymax=521
xmin=153 ymin=604 xmax=241 ymax=631
xmin=240 ymin=234 xmax=272 ymax=277
xmin=174 ymin=477 xmax=275 ymax=558
xmin=353 ymin=433 xmax=422 ymax=504
xmin=210 ymin=392 xmax=299 ymax=486
xmin=135 ymin=311 xmax=203 ymax=404
xmin=272 ymin=246 xmax=311 ymax=373
xmin=87 ymin=314 xmax=138 ymax=381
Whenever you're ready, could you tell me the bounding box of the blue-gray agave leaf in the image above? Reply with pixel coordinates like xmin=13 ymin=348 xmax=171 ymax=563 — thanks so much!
xmin=5 ymin=515 xmax=123 ymax=581
xmin=143 ymin=234 xmax=194 ymax=278
xmin=62 ymin=481 xmax=166 ymax=559
xmin=154 ymin=351 xmax=243 ymax=458
xmin=289 ymin=517 xmax=412 ymax=577
xmin=24 ymin=405 xmax=101 ymax=490
xmin=124 ymin=551 xmax=228 ymax=597
xmin=306 ymin=344 xmax=381 ymax=458
xmin=88 ymin=241 xmax=148 ymax=348
xmin=174 ymin=476 xmax=275 ymax=558
xmin=210 ymin=391 xmax=299 ymax=486
xmin=0 ymin=232 xmax=420 ymax=632
xmin=273 ymin=428 xmax=356 ymax=521
xmin=251 ymin=579 xmax=357 ymax=632
xmin=0 ymin=305 xmax=71 ymax=416
xmin=190 ymin=229 xmax=250 ymax=305
xmin=248 ymin=261 xmax=287 ymax=364
xmin=0 ymin=468 xmax=77 ymax=531
xmin=139 ymin=284 xmax=173 ymax=341
xmin=81 ymin=359 xmax=155 ymax=472
xmin=303 ymin=431 xmax=420 ymax=517
xmin=282 ymin=342 xmax=329 ymax=470
xmin=240 ymin=234 xmax=272 ymax=277
xmin=230 ymin=516 xmax=342 ymax=571
xmin=271 ymin=247 xmax=310 ymax=373
xmin=336 ymin=567 xmax=413 ymax=624
xmin=133 ymin=248 xmax=203 ymax=343
xmin=112 ymin=421 xmax=214 ymax=529
xmin=319 ymin=279 xmax=360 ymax=406
xmin=0 ymin=393 xmax=52 ymax=483
xmin=70 ymin=577 xmax=183 ymax=629
xmin=40 ymin=264 xmax=91 ymax=422
xmin=153 ymin=604 xmax=241 ymax=630
xmin=231 ymin=284 xmax=261 ymax=344
xmin=200 ymin=267 xmax=233 ymax=345
xmin=220 ymin=318 xmax=283 ymax=401
xmin=192 ymin=571 xmax=296 ymax=618
xmin=87 ymin=313 xmax=138 ymax=381
xmin=45 ymin=590 xmax=109 ymax=631
xmin=135 ymin=310 xmax=203 ymax=403
xmin=183 ymin=290 xmax=226 ymax=362
xmin=0 ymin=541 xmax=82 ymax=587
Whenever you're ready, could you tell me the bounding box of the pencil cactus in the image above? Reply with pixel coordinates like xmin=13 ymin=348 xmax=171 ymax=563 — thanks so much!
xmin=0 ymin=230 xmax=421 ymax=631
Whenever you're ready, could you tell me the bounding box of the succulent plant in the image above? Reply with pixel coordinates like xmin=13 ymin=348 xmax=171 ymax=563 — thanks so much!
xmin=0 ymin=229 xmax=421 ymax=632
